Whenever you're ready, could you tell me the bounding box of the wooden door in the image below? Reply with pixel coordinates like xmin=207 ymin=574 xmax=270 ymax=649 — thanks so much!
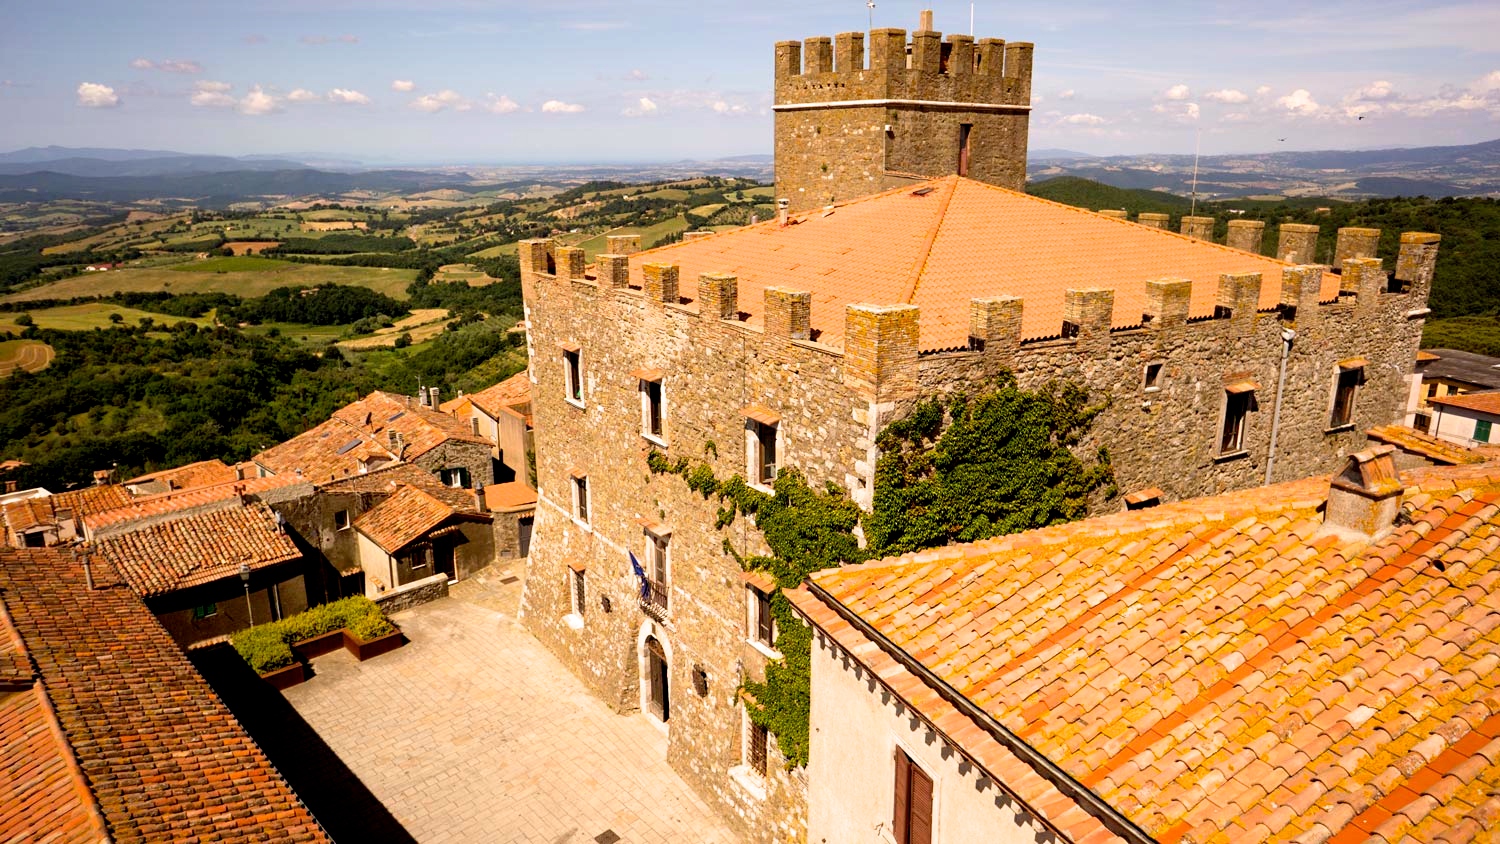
xmin=646 ymin=637 xmax=669 ymax=722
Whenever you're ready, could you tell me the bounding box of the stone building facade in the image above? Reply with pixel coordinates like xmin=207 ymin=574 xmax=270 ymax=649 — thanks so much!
xmin=517 ymin=212 xmax=1438 ymax=840
xmin=775 ymin=12 xmax=1031 ymax=212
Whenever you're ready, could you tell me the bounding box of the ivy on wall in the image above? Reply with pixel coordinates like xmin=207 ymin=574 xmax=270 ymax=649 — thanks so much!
xmin=644 ymin=374 xmax=1113 ymax=769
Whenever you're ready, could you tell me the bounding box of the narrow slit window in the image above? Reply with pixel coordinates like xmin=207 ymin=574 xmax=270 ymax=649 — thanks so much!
xmin=1221 ymin=387 xmax=1253 ymax=454
xmin=563 ymin=349 xmax=583 ymax=404
xmin=957 ymin=123 xmax=972 ymax=177
xmin=642 ymin=378 xmax=664 ymax=440
xmin=571 ymin=568 xmax=586 ymax=616
xmin=750 ymin=421 xmax=778 ymax=486
xmin=573 ymin=476 xmax=589 ymax=524
xmin=1330 ymin=365 xmax=1363 ymax=428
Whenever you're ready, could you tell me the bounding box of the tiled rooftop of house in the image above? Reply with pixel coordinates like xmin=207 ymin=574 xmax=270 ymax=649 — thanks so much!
xmin=442 ymin=371 xmax=531 ymax=419
xmin=1418 ymin=348 xmax=1500 ymax=390
xmin=49 ymin=483 xmax=131 ymax=518
xmin=789 ymin=456 xmax=1500 ymax=843
xmin=353 ymin=483 xmax=472 ymax=555
xmin=319 ymin=461 xmax=479 ymax=512
xmin=619 ymin=176 xmax=1317 ymax=352
xmin=3 ymin=496 xmax=57 ymax=533
xmin=255 ymin=390 xmax=488 ymax=481
xmin=92 ymin=501 xmax=300 ymax=597
xmin=485 ymin=480 xmax=537 ymax=513
xmin=1431 ymin=390 xmax=1500 ymax=415
xmin=0 ymin=547 xmax=327 ymax=841
xmin=83 ymin=473 xmax=304 ymax=534
xmin=124 ymin=458 xmax=239 ymax=492
xmin=1368 ymin=424 xmax=1489 ymax=466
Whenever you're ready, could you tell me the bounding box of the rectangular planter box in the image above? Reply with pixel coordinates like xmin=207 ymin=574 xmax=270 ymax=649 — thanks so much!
xmin=345 ymin=629 xmax=404 ymax=661
xmin=260 ymin=662 xmax=306 ymax=690
xmin=292 ymin=630 xmax=345 ymax=660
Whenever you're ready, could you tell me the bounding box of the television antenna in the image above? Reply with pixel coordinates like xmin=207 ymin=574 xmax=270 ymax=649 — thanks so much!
xmin=867 ymin=0 xmax=876 ymax=32
xmin=1189 ymin=128 xmax=1202 ymax=217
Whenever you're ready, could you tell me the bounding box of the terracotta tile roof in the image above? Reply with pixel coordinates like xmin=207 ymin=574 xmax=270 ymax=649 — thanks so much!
xmin=320 ymin=461 xmax=480 ymax=512
xmin=444 ymin=372 xmax=531 ymax=419
xmin=4 ymin=497 xmax=57 ymax=533
xmin=257 ymin=391 xmax=488 ymax=481
xmin=623 ymin=176 xmax=1315 ymax=351
xmin=793 ymin=459 xmax=1500 ymax=843
xmin=0 ymin=546 xmax=327 ymax=841
xmin=484 ymin=481 xmax=537 ymax=513
xmin=0 ymin=683 xmax=108 ymax=843
xmin=83 ymin=473 xmax=303 ymax=534
xmin=353 ymin=484 xmax=462 ymax=555
xmin=1431 ymin=390 xmax=1500 ymax=415
xmin=1416 ymin=349 xmax=1442 ymax=362
xmin=124 ymin=458 xmax=238 ymax=491
xmin=49 ymin=483 xmax=130 ymax=518
xmin=92 ymin=502 xmax=300 ymax=598
xmin=1368 ymin=424 xmax=1488 ymax=466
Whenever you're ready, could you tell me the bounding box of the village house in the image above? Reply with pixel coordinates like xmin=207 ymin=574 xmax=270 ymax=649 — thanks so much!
xmin=515 ymin=12 xmax=1443 ymax=841
xmin=788 ymin=447 xmax=1500 ymax=843
xmin=90 ymin=500 xmax=308 ymax=647
xmin=1408 ymin=348 xmax=1500 ymax=432
xmin=441 ymin=370 xmax=534 ymax=485
xmin=0 ymin=546 xmax=327 ymax=841
xmin=123 ymin=457 xmax=240 ymax=495
xmin=1 ymin=481 xmax=131 ymax=547
xmin=1427 ymin=391 xmax=1500 ymax=449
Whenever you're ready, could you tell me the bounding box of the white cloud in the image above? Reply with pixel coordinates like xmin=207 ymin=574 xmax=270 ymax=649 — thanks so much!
xmin=1277 ymin=88 xmax=1321 ymax=115
xmin=623 ymin=96 xmax=658 ymax=117
xmin=1164 ymin=84 xmax=1191 ymax=101
xmin=626 ymin=69 xmax=649 ymax=81
xmin=1204 ymin=88 xmax=1248 ymax=104
xmin=328 ymin=88 xmax=370 ymax=105
xmin=411 ymin=89 xmax=467 ymax=112
xmin=1255 ymin=85 xmax=1273 ymax=97
xmin=238 ymin=86 xmax=281 ymax=115
xmin=130 ymin=58 xmax=202 ymax=74
xmin=76 ymin=82 xmax=120 ymax=108
xmin=541 ymin=99 xmax=585 ymax=114
xmin=391 ymin=79 xmax=415 ymax=92
xmin=1059 ymin=112 xmax=1107 ymax=126
xmin=484 ymin=93 xmax=519 ymax=114
xmin=1057 ymin=89 xmax=1075 ymax=100
xmin=190 ymin=80 xmax=235 ymax=108
xmin=287 ymin=88 xmax=321 ymax=103
xmin=1186 ymin=102 xmax=1201 ymax=120
xmin=1474 ymin=70 xmax=1500 ymax=94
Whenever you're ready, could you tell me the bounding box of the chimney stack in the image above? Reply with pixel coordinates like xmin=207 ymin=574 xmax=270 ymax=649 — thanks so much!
xmin=777 ymin=198 xmax=791 ymax=226
xmin=918 ymin=9 xmax=934 ymax=31
xmin=428 ymin=387 xmax=440 ymax=408
xmin=473 ymin=480 xmax=489 ymax=514
xmin=80 ymin=551 xmax=96 ymax=591
xmin=1322 ymin=445 xmax=1403 ymax=541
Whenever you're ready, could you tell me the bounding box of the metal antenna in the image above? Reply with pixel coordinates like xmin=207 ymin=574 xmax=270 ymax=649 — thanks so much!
xmin=867 ymin=0 xmax=876 ymax=32
xmin=971 ymin=2 xmax=975 ymax=35
xmin=1189 ymin=128 xmax=1202 ymax=217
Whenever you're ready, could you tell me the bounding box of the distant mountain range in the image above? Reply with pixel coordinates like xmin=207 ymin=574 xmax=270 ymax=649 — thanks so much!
xmin=1029 ymin=138 xmax=1500 ymax=199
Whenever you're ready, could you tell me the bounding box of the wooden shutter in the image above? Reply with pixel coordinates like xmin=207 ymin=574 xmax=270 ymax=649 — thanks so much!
xmin=893 ymin=750 xmax=910 ymax=843
xmin=909 ymin=763 xmax=934 ymax=844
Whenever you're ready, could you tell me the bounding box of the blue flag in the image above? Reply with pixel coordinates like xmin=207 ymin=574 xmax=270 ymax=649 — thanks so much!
xmin=628 ymin=550 xmax=648 ymax=598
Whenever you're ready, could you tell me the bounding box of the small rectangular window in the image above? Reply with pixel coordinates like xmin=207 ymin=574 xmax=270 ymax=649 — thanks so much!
xmin=571 ymin=567 xmax=586 ymax=616
xmin=642 ymin=530 xmax=670 ymax=615
xmin=334 ymin=509 xmax=350 ymax=531
xmin=1330 ymin=366 xmax=1363 ymax=428
xmin=573 ymin=476 xmax=589 ymax=524
xmin=750 ymin=421 xmax=778 ymax=486
xmin=1143 ymin=362 xmax=1164 ymax=392
xmin=747 ymin=719 xmax=769 ymax=777
xmin=442 ymin=467 xmax=470 ymax=489
xmin=957 ymin=123 xmax=972 ymax=177
xmin=642 ymin=378 xmax=664 ymax=440
xmin=1221 ymin=388 xmax=1253 ymax=454
xmin=563 ymin=349 xmax=583 ymax=405
xmin=1476 ymin=419 xmax=1493 ymax=444
xmin=472 ymin=417 xmax=481 ymax=436
xmin=192 ymin=603 xmax=218 ymax=620
xmin=750 ymin=586 xmax=774 ymax=646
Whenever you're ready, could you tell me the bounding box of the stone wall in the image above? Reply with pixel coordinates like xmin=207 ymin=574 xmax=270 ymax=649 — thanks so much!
xmin=517 ymin=234 xmax=1436 ymax=842
xmin=414 ymin=440 xmax=495 ymax=488
xmin=373 ymin=571 xmax=449 ymax=614
xmin=773 ymin=26 xmax=1031 ymax=211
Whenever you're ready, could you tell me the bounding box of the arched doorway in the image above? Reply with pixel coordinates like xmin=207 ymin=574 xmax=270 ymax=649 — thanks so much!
xmin=645 ymin=636 xmax=669 ymax=723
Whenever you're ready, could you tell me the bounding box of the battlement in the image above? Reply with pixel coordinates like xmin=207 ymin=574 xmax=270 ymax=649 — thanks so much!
xmin=774 ymin=12 xmax=1031 ymax=109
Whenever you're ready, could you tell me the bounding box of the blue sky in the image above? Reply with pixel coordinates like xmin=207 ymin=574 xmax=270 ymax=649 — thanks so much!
xmin=2 ymin=0 xmax=1497 ymax=163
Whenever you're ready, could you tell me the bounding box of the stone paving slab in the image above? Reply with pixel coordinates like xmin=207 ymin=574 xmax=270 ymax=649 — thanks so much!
xmin=280 ymin=567 xmax=740 ymax=844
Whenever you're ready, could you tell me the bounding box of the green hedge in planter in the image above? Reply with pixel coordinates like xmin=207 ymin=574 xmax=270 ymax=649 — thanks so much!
xmin=231 ymin=596 xmax=397 ymax=674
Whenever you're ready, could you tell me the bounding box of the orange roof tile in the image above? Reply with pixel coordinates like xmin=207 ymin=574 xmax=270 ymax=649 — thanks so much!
xmin=484 ymin=481 xmax=537 ymax=513
xmin=444 ymin=372 xmax=531 ymax=419
xmin=83 ymin=473 xmax=303 ymax=533
xmin=0 ymin=547 xmax=327 ymax=841
xmin=49 ymin=484 xmax=130 ymax=519
xmin=1367 ymin=424 xmax=1487 ymax=466
xmin=1430 ymin=390 xmax=1500 ymax=415
xmin=124 ymin=458 xmax=238 ymax=491
xmin=3 ymin=497 xmax=58 ymax=533
xmin=623 ymin=176 xmax=1315 ymax=351
xmin=353 ymin=484 xmax=465 ymax=555
xmin=92 ymin=502 xmax=300 ymax=598
xmin=794 ymin=459 xmax=1500 ymax=843
xmin=320 ymin=462 xmax=480 ymax=512
xmin=1416 ymin=349 xmax=1442 ymax=362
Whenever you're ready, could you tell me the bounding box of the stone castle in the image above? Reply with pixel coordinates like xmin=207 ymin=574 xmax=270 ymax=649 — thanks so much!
xmin=516 ymin=12 xmax=1441 ymax=843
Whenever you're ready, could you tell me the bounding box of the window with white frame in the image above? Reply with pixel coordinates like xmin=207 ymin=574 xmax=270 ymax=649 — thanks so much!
xmin=572 ymin=475 xmax=590 ymax=525
xmin=1329 ymin=360 xmax=1366 ymax=429
xmin=1219 ymin=381 xmax=1257 ymax=455
xmin=441 ymin=467 xmax=470 ymax=489
xmin=641 ymin=377 xmax=665 ymax=442
xmin=747 ymin=418 xmax=778 ymax=487
xmin=745 ymin=711 xmax=769 ymax=778
xmin=563 ymin=348 xmax=584 ymax=405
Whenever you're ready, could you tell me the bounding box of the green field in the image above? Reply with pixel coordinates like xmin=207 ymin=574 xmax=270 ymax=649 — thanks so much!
xmin=171 ymin=255 xmax=288 ymax=273
xmin=0 ymin=304 xmax=212 ymax=333
xmin=3 ymin=262 xmax=419 ymax=303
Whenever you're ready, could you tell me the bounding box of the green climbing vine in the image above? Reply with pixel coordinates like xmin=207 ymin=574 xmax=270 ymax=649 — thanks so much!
xmin=644 ymin=373 xmax=1113 ymax=768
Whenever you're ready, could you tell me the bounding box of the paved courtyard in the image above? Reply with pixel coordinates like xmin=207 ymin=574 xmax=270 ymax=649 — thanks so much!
xmin=274 ymin=565 xmax=740 ymax=844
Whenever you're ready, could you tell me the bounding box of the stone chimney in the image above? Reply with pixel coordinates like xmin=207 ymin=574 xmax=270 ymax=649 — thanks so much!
xmin=1322 ymin=445 xmax=1403 ymax=541
xmin=473 ymin=480 xmax=488 ymax=514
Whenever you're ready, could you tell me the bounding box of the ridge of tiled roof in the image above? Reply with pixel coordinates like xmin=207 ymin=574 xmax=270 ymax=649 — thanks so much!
xmin=318 ymin=461 xmax=479 ymax=512
xmin=124 ymin=458 xmax=238 ymax=490
xmin=1430 ymin=389 xmax=1500 ymax=415
xmin=795 ymin=459 xmax=1500 ymax=842
xmin=353 ymin=483 xmax=467 ymax=555
xmin=621 ymin=175 xmax=1313 ymax=352
xmin=91 ymin=501 xmax=300 ymax=597
xmin=454 ymin=371 xmax=531 ymax=419
xmin=0 ymin=547 xmax=327 ymax=841
xmin=1368 ymin=423 xmax=1489 ymax=466
xmin=83 ymin=473 xmax=304 ymax=533
xmin=3 ymin=497 xmax=58 ymax=533
xmin=49 ymin=484 xmax=131 ymax=518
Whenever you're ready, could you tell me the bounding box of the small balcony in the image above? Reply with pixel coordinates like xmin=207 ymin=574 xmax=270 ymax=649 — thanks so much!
xmin=640 ymin=578 xmax=669 ymax=620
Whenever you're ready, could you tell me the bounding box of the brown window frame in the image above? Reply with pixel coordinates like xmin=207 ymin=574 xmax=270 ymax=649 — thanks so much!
xmin=749 ymin=586 xmax=774 ymax=647
xmin=747 ymin=718 xmax=769 ymax=777
xmin=893 ymin=749 xmax=934 ymax=844
xmin=1329 ymin=366 xmax=1363 ymax=429
xmin=1220 ymin=388 xmax=1254 ymax=455
xmin=749 ymin=420 xmax=778 ymax=487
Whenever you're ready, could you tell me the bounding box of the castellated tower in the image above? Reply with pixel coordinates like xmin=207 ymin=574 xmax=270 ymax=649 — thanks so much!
xmin=774 ymin=9 xmax=1032 ymax=211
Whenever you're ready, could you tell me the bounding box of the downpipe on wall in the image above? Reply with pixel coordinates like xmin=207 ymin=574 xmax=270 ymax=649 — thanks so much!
xmin=1264 ymin=327 xmax=1296 ymax=486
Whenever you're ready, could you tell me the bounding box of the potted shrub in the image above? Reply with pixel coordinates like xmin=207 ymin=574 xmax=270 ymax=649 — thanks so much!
xmin=344 ymin=609 xmax=402 ymax=661
xmin=230 ymin=596 xmax=403 ymax=687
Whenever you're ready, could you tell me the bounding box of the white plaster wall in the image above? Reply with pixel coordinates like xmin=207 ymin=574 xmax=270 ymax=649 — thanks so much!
xmin=805 ymin=630 xmax=1051 ymax=844
xmin=1431 ymin=407 xmax=1500 ymax=446
xmin=355 ymin=531 xmax=397 ymax=597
